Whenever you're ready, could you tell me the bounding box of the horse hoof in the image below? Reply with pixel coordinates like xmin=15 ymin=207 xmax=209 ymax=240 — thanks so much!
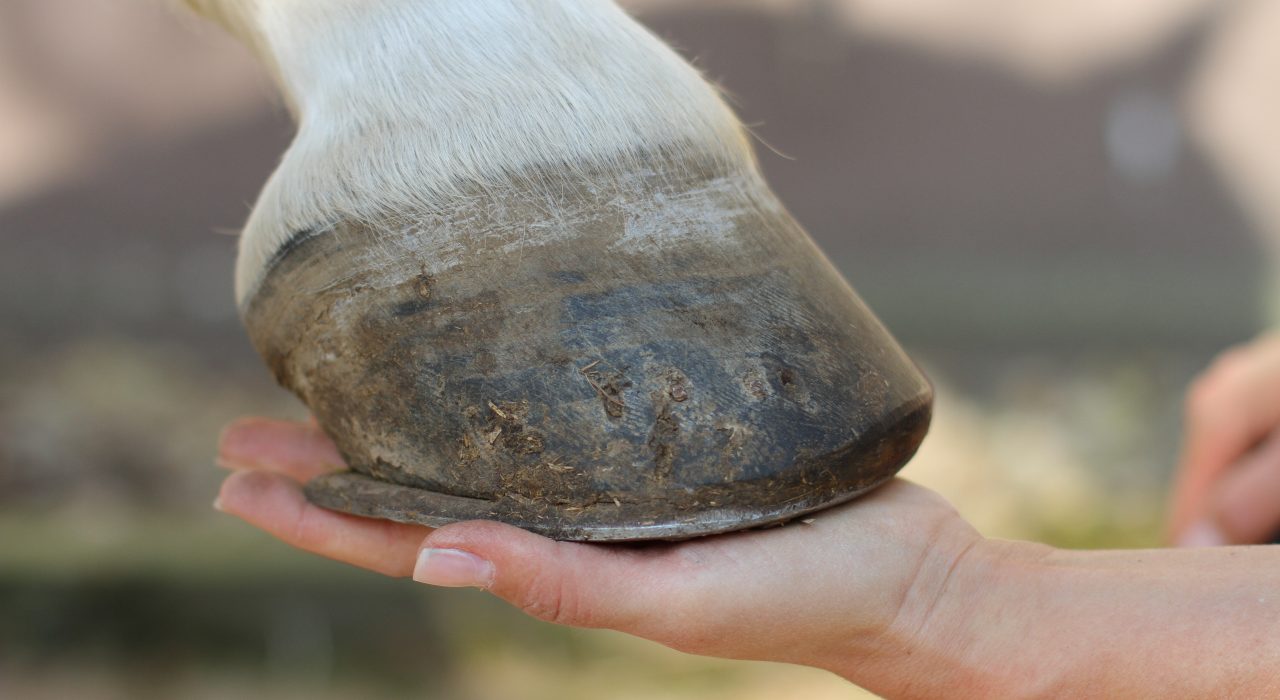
xmin=242 ymin=159 xmax=932 ymax=541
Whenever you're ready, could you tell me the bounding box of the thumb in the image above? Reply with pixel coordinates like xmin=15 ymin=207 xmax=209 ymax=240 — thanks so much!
xmin=1205 ymin=431 xmax=1280 ymax=545
xmin=411 ymin=520 xmax=697 ymax=633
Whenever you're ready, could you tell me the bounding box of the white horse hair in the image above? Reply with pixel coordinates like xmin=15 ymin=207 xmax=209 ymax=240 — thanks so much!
xmin=180 ymin=0 xmax=758 ymax=305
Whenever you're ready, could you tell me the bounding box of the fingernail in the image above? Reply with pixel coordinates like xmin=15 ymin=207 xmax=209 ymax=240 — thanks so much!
xmin=413 ymin=548 xmax=494 ymax=588
xmin=1177 ymin=519 xmax=1227 ymax=548
xmin=212 ymin=495 xmax=224 ymax=512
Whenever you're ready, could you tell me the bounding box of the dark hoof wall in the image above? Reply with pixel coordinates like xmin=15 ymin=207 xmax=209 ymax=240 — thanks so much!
xmin=245 ymin=163 xmax=934 ymax=542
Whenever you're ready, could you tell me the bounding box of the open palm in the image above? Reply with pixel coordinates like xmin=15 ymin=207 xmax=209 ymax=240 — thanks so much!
xmin=215 ymin=417 xmax=980 ymax=685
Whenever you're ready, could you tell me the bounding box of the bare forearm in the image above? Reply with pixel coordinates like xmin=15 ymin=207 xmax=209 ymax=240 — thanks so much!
xmin=849 ymin=542 xmax=1280 ymax=698
xmin=1025 ymin=546 xmax=1280 ymax=696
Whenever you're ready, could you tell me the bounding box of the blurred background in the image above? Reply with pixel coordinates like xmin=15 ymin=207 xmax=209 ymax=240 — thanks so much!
xmin=2 ymin=0 xmax=1278 ymax=697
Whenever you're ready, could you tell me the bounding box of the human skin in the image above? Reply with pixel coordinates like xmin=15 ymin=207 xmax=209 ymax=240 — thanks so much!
xmin=216 ymin=417 xmax=1280 ymax=698
xmin=1169 ymin=332 xmax=1280 ymax=546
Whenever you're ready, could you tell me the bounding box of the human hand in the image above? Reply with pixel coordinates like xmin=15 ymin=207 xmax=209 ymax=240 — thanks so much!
xmin=214 ymin=416 xmax=997 ymax=696
xmin=1170 ymin=333 xmax=1280 ymax=546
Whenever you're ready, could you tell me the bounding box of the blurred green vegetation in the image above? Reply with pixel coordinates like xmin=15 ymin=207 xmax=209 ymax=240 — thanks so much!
xmin=0 ymin=516 xmax=866 ymax=699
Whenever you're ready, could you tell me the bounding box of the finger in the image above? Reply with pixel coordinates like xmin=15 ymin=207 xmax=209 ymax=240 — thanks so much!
xmin=216 ymin=469 xmax=429 ymax=576
xmin=1170 ymin=342 xmax=1280 ymax=537
xmin=1209 ymin=431 xmax=1280 ymax=544
xmin=409 ymin=479 xmax=970 ymax=661
xmin=218 ymin=417 xmax=346 ymax=482
xmin=412 ymin=520 xmax=700 ymax=637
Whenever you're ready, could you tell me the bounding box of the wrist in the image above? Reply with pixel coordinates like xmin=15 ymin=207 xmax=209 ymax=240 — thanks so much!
xmin=841 ymin=534 xmax=1059 ymax=699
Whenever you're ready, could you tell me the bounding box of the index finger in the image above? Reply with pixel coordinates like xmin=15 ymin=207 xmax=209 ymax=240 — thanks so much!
xmin=217 ymin=469 xmax=429 ymax=577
